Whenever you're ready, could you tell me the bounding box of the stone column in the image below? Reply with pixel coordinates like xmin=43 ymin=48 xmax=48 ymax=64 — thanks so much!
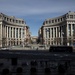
xmin=24 ymin=26 xmax=26 ymax=39
xmin=18 ymin=28 xmax=19 ymax=38
xmin=53 ymin=28 xmax=54 ymax=45
xmin=18 ymin=28 xmax=19 ymax=45
xmin=67 ymin=24 xmax=69 ymax=45
xmin=9 ymin=27 xmax=11 ymax=38
xmin=71 ymin=24 xmax=73 ymax=36
xmin=47 ymin=28 xmax=49 ymax=45
xmin=15 ymin=28 xmax=17 ymax=45
xmin=43 ymin=27 xmax=46 ymax=44
xmin=9 ymin=27 xmax=11 ymax=46
xmin=0 ymin=24 xmax=2 ymax=47
xmin=56 ymin=27 xmax=57 ymax=45
xmin=15 ymin=28 xmax=16 ymax=38
xmin=7 ymin=26 xmax=8 ymax=46
xmin=71 ymin=24 xmax=73 ymax=45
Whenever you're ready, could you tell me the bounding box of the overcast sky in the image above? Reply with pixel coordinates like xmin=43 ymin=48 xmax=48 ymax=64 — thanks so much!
xmin=0 ymin=0 xmax=75 ymax=36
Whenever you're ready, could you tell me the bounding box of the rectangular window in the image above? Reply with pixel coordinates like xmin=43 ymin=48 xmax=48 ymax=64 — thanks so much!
xmin=51 ymin=28 xmax=53 ymax=37
xmin=7 ymin=18 xmax=9 ymax=21
xmin=4 ymin=17 xmax=6 ymax=20
xmin=68 ymin=24 xmax=71 ymax=36
xmin=16 ymin=28 xmax=18 ymax=38
xmin=54 ymin=28 xmax=56 ymax=37
xmin=49 ymin=28 xmax=50 ymax=38
xmin=45 ymin=28 xmax=47 ymax=38
xmin=11 ymin=27 xmax=12 ymax=38
xmin=55 ymin=19 xmax=57 ymax=22
xmin=13 ymin=28 xmax=15 ymax=38
xmin=72 ymin=24 xmax=75 ymax=36
xmin=68 ymin=24 xmax=71 ymax=31
xmin=16 ymin=20 xmax=18 ymax=23
xmin=8 ymin=27 xmax=9 ymax=37
xmin=22 ymin=21 xmax=24 ymax=24
xmin=58 ymin=19 xmax=59 ymax=22
xmin=49 ymin=20 xmax=51 ymax=23
xmin=61 ymin=18 xmax=62 ymax=21
xmin=19 ymin=28 xmax=21 ymax=38
xmin=46 ymin=21 xmax=48 ymax=24
xmin=70 ymin=15 xmax=73 ymax=19
xmin=52 ymin=20 xmax=54 ymax=23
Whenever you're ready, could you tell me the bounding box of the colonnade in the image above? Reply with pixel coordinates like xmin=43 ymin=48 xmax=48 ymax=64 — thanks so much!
xmin=2 ymin=25 xmax=26 ymax=47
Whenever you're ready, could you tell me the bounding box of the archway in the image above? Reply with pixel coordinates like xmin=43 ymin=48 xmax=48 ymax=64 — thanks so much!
xmin=16 ymin=67 xmax=23 ymax=73
xmin=2 ymin=68 xmax=9 ymax=75
xmin=30 ymin=67 xmax=37 ymax=75
xmin=44 ymin=68 xmax=51 ymax=75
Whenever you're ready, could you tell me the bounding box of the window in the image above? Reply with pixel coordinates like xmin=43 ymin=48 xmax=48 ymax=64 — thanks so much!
xmin=55 ymin=19 xmax=57 ymax=22
xmin=11 ymin=27 xmax=12 ymax=38
xmin=52 ymin=20 xmax=54 ymax=23
xmin=49 ymin=20 xmax=51 ymax=23
xmin=74 ymin=15 xmax=75 ymax=18
xmin=70 ymin=15 xmax=73 ymax=19
xmin=51 ymin=28 xmax=53 ymax=37
xmin=10 ymin=19 xmax=11 ymax=22
xmin=49 ymin=28 xmax=50 ymax=38
xmin=61 ymin=18 xmax=62 ymax=21
xmin=8 ymin=27 xmax=9 ymax=37
xmin=72 ymin=24 xmax=75 ymax=36
xmin=68 ymin=24 xmax=71 ymax=31
xmin=22 ymin=21 xmax=24 ymax=24
xmin=54 ymin=28 xmax=56 ymax=37
xmin=13 ymin=19 xmax=14 ymax=22
xmin=19 ymin=28 xmax=21 ymax=38
xmin=68 ymin=24 xmax=71 ymax=36
xmin=4 ymin=17 xmax=6 ymax=20
xmin=16 ymin=20 xmax=18 ymax=23
xmin=13 ymin=28 xmax=15 ymax=38
xmin=45 ymin=21 xmax=48 ymax=24
xmin=58 ymin=19 xmax=60 ymax=22
xmin=16 ymin=28 xmax=18 ymax=38
xmin=7 ymin=18 xmax=9 ymax=21
xmin=19 ymin=20 xmax=21 ymax=23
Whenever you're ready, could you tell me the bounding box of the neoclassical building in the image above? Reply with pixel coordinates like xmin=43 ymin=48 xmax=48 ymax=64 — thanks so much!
xmin=38 ymin=11 xmax=75 ymax=46
xmin=0 ymin=13 xmax=29 ymax=47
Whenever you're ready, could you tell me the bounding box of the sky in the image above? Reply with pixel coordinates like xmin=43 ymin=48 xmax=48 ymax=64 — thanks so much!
xmin=0 ymin=0 xmax=75 ymax=36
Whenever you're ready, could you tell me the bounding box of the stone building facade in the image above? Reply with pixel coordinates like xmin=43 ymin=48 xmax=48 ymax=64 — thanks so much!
xmin=0 ymin=13 xmax=29 ymax=47
xmin=0 ymin=50 xmax=75 ymax=75
xmin=39 ymin=11 xmax=75 ymax=46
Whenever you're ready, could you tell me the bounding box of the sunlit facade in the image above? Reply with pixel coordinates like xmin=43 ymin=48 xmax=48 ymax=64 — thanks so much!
xmin=39 ymin=11 xmax=75 ymax=46
xmin=0 ymin=13 xmax=28 ymax=47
